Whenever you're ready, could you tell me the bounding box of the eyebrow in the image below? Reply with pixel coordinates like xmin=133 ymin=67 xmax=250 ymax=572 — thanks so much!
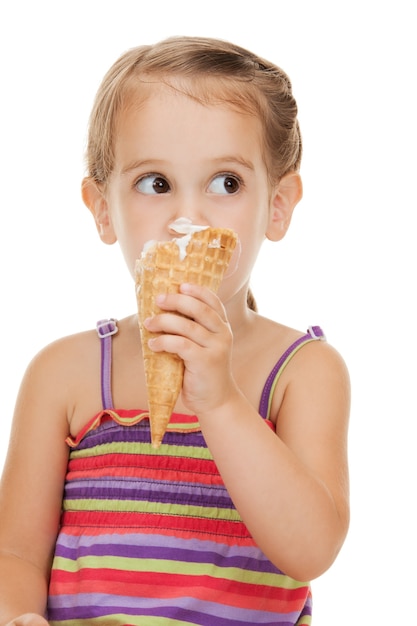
xmin=120 ymin=159 xmax=165 ymax=175
xmin=211 ymin=156 xmax=255 ymax=172
xmin=120 ymin=156 xmax=255 ymax=175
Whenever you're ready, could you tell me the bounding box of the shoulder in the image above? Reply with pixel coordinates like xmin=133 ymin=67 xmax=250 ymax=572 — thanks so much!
xmin=24 ymin=327 xmax=99 ymax=384
xmin=256 ymin=315 xmax=349 ymax=386
xmin=252 ymin=316 xmax=350 ymax=425
xmin=271 ymin=326 xmax=350 ymax=445
xmin=282 ymin=331 xmax=350 ymax=401
xmin=17 ymin=326 xmax=101 ymax=423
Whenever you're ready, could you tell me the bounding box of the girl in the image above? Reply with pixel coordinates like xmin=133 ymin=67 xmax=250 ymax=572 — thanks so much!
xmin=0 ymin=36 xmax=350 ymax=625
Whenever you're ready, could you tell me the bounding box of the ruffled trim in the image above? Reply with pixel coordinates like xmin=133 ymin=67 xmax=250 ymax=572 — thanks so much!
xmin=67 ymin=408 xmax=275 ymax=449
xmin=66 ymin=409 xmax=202 ymax=448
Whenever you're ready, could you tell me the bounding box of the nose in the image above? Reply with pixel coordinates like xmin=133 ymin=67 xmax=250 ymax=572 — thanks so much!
xmin=167 ymin=191 xmax=209 ymax=233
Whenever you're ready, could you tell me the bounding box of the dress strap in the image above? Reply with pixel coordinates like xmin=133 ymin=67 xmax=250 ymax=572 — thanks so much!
xmin=258 ymin=326 xmax=326 ymax=421
xmin=96 ymin=319 xmax=119 ymax=410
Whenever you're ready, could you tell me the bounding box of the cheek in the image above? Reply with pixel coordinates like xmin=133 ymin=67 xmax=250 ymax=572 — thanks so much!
xmin=235 ymin=207 xmax=269 ymax=250
xmin=231 ymin=229 xmax=265 ymax=280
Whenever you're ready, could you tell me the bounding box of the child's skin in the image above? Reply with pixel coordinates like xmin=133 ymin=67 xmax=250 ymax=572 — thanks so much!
xmin=0 ymin=78 xmax=350 ymax=624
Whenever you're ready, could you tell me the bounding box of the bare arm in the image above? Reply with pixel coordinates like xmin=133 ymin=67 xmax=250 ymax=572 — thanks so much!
xmin=0 ymin=554 xmax=50 ymax=625
xmin=146 ymin=284 xmax=350 ymax=581
xmin=198 ymin=340 xmax=350 ymax=581
xmin=0 ymin=343 xmax=71 ymax=624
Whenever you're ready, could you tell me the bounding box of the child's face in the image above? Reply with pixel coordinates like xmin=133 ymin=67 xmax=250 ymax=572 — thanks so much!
xmin=101 ymin=83 xmax=275 ymax=301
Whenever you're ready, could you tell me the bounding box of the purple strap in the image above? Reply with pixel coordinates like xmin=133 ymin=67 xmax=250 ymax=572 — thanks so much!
xmin=96 ymin=319 xmax=118 ymax=410
xmin=258 ymin=326 xmax=325 ymax=420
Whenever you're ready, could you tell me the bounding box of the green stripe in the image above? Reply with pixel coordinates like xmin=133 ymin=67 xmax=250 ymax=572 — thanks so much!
xmin=52 ymin=554 xmax=307 ymax=589
xmin=63 ymin=498 xmax=241 ymax=521
xmin=50 ymin=615 xmax=193 ymax=626
xmin=166 ymin=421 xmax=201 ymax=431
xmin=71 ymin=441 xmax=213 ymax=460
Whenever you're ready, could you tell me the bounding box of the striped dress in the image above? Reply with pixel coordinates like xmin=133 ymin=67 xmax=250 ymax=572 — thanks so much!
xmin=47 ymin=325 xmax=324 ymax=625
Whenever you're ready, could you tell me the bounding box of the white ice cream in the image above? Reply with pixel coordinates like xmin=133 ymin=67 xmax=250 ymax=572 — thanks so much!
xmin=141 ymin=218 xmax=209 ymax=261
xmin=169 ymin=218 xmax=209 ymax=260
xmin=168 ymin=217 xmax=208 ymax=236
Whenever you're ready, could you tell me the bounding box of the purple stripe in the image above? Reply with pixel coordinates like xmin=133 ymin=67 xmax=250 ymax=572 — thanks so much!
xmin=76 ymin=421 xmax=204 ymax=450
xmin=47 ymin=600 xmax=298 ymax=626
xmin=53 ymin=541 xmax=282 ymax=574
xmin=55 ymin=530 xmax=263 ymax=559
xmin=64 ymin=480 xmax=233 ymax=509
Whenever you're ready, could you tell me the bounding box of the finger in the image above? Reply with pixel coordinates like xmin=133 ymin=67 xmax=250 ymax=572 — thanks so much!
xmin=149 ymin=322 xmax=231 ymax=371
xmin=156 ymin=287 xmax=228 ymax=328
xmin=6 ymin=615 xmax=49 ymax=626
xmin=180 ymin=282 xmax=227 ymax=318
xmin=149 ymin=298 xmax=227 ymax=338
xmin=145 ymin=311 xmax=215 ymax=350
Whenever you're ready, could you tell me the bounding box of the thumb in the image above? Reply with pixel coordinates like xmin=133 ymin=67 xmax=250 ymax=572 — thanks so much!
xmin=6 ymin=614 xmax=49 ymax=626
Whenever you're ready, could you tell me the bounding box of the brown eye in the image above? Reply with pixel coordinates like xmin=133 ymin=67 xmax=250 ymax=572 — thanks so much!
xmin=152 ymin=177 xmax=170 ymax=193
xmin=223 ymin=176 xmax=240 ymax=193
xmin=136 ymin=174 xmax=171 ymax=194
xmin=208 ymin=174 xmax=241 ymax=195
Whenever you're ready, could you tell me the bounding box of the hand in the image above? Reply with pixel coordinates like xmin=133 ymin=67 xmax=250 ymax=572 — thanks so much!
xmin=6 ymin=615 xmax=49 ymax=626
xmin=143 ymin=282 xmax=237 ymax=416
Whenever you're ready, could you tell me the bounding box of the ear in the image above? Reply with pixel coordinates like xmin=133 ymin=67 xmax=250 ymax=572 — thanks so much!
xmin=266 ymin=172 xmax=303 ymax=241
xmin=81 ymin=177 xmax=117 ymax=245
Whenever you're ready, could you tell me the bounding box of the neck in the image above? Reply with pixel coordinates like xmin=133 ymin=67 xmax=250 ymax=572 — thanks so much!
xmin=224 ymin=286 xmax=257 ymax=339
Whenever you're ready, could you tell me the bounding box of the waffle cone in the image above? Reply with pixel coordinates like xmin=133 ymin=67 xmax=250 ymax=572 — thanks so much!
xmin=135 ymin=227 xmax=238 ymax=448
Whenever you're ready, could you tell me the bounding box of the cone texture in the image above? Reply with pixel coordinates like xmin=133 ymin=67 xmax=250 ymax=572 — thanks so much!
xmin=135 ymin=228 xmax=238 ymax=448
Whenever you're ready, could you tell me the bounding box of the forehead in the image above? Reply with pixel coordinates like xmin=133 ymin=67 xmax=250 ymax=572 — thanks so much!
xmin=117 ymin=79 xmax=263 ymax=143
xmin=111 ymin=82 xmax=267 ymax=177
xmin=122 ymin=73 xmax=262 ymax=119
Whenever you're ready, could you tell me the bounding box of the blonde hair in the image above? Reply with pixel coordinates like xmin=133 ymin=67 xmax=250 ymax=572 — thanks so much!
xmin=85 ymin=36 xmax=303 ymax=311
xmin=86 ymin=36 xmax=301 ymax=185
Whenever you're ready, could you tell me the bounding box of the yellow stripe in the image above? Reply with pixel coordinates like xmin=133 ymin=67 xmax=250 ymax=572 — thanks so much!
xmin=70 ymin=441 xmax=213 ymax=460
xmin=63 ymin=498 xmax=241 ymax=521
xmin=50 ymin=615 xmax=193 ymax=626
xmin=52 ymin=554 xmax=308 ymax=589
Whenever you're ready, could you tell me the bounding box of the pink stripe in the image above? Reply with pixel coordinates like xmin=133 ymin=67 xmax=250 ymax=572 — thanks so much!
xmin=50 ymin=569 xmax=309 ymax=613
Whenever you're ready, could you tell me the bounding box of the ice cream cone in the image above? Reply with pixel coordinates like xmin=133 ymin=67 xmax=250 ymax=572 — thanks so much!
xmin=135 ymin=227 xmax=238 ymax=448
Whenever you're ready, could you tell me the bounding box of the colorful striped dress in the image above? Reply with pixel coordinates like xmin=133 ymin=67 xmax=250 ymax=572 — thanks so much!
xmin=47 ymin=323 xmax=325 ymax=625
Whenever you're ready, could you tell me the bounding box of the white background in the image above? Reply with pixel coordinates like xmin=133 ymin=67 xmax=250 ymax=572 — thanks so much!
xmin=0 ymin=1 xmax=415 ymax=623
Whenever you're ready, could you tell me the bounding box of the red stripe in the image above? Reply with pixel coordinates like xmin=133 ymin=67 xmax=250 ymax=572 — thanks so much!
xmin=66 ymin=465 xmax=224 ymax=486
xmin=57 ymin=524 xmax=255 ymax=546
xmin=60 ymin=510 xmax=253 ymax=541
xmin=68 ymin=453 xmax=218 ymax=476
xmin=50 ymin=569 xmax=309 ymax=613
